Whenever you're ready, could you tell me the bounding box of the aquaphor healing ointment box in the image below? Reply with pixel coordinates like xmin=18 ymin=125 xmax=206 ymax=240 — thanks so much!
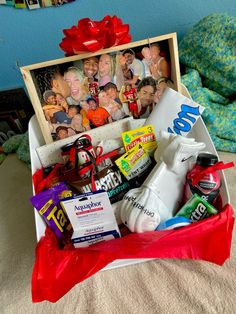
xmin=61 ymin=190 xmax=120 ymax=248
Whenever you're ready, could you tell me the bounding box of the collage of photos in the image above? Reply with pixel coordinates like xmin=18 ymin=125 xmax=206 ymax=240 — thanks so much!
xmin=32 ymin=40 xmax=173 ymax=141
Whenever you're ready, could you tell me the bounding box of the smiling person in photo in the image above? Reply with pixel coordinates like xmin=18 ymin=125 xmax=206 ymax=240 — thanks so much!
xmin=64 ymin=67 xmax=89 ymax=106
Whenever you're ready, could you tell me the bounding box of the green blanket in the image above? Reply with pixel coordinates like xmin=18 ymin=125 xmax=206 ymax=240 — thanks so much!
xmin=179 ymin=13 xmax=236 ymax=152
xmin=2 ymin=132 xmax=31 ymax=166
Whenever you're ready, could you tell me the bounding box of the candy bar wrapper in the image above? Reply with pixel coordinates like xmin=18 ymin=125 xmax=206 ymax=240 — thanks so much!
xmin=30 ymin=182 xmax=73 ymax=241
xmin=68 ymin=166 xmax=131 ymax=205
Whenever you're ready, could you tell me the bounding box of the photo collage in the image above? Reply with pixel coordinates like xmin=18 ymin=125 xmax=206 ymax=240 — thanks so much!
xmin=32 ymin=40 xmax=173 ymax=141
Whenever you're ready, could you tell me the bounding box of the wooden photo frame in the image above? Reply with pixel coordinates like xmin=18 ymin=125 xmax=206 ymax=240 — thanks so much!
xmin=21 ymin=32 xmax=181 ymax=144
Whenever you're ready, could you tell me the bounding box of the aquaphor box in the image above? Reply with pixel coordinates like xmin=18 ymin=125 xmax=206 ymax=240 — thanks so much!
xmin=60 ymin=190 xmax=121 ymax=248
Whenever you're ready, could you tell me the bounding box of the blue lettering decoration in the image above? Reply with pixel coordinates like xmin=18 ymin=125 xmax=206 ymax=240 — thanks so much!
xmin=168 ymin=104 xmax=201 ymax=135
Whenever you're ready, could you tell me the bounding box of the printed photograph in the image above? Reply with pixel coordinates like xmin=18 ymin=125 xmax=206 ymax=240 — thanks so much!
xmin=25 ymin=35 xmax=179 ymax=143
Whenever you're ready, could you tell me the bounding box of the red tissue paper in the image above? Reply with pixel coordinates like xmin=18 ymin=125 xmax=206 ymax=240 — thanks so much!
xmin=32 ymin=204 xmax=234 ymax=303
xmin=59 ymin=15 xmax=132 ymax=56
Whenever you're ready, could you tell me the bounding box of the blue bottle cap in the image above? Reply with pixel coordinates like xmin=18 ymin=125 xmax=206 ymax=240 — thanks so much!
xmin=156 ymin=216 xmax=191 ymax=231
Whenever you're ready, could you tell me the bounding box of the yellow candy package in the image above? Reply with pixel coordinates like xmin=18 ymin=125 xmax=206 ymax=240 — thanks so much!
xmin=122 ymin=125 xmax=157 ymax=155
xmin=115 ymin=143 xmax=152 ymax=181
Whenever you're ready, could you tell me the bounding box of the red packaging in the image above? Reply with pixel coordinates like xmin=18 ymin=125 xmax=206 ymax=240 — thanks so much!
xmin=32 ymin=203 xmax=234 ymax=303
xmin=184 ymin=153 xmax=234 ymax=205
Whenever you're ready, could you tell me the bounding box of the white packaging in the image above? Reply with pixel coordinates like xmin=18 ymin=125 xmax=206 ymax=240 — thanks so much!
xmin=60 ymin=190 xmax=121 ymax=248
xmin=145 ymin=87 xmax=205 ymax=139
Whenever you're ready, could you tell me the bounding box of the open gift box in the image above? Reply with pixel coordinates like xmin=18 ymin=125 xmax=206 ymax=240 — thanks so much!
xmin=28 ymin=84 xmax=234 ymax=303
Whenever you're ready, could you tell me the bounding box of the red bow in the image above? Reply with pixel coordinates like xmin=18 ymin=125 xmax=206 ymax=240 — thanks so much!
xmin=59 ymin=15 xmax=132 ymax=56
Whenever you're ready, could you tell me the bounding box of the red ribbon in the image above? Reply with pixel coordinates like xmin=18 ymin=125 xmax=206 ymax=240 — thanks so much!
xmin=62 ymin=134 xmax=120 ymax=192
xmin=191 ymin=161 xmax=234 ymax=186
xmin=59 ymin=15 xmax=132 ymax=56
xmin=77 ymin=146 xmax=120 ymax=192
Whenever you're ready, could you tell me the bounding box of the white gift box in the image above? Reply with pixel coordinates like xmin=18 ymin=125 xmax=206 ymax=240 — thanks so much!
xmin=29 ymin=85 xmax=230 ymax=271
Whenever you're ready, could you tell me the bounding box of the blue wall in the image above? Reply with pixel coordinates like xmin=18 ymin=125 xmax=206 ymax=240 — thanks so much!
xmin=0 ymin=0 xmax=235 ymax=91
